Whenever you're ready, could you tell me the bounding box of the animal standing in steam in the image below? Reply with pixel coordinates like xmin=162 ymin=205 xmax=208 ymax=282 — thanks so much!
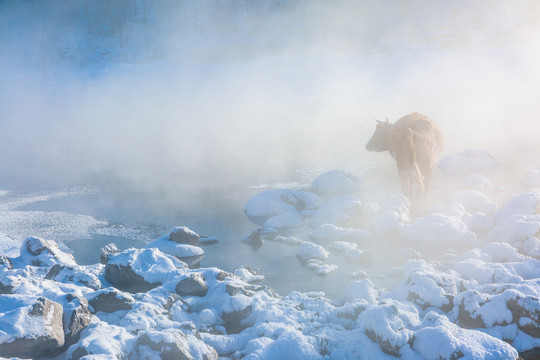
xmin=366 ymin=112 xmax=443 ymax=212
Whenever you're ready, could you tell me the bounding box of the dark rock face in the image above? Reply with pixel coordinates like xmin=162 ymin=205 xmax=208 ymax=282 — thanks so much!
xmin=104 ymin=263 xmax=161 ymax=293
xmin=222 ymin=305 xmax=253 ymax=334
xmin=100 ymin=243 xmax=120 ymax=264
xmin=507 ymin=296 xmax=540 ymax=338
xmin=88 ymin=289 xmax=134 ymax=313
xmin=241 ymin=230 xmax=264 ymax=251
xmin=63 ymin=295 xmax=93 ymax=349
xmin=0 ymin=277 xmax=15 ymax=294
xmin=0 ymin=255 xmax=13 ymax=270
xmin=0 ymin=297 xmax=64 ymax=359
xmin=176 ymin=274 xmax=208 ymax=297
xmin=169 ymin=227 xmax=200 ymax=246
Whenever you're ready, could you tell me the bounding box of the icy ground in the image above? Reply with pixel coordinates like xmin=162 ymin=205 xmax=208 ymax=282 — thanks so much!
xmin=1 ymin=149 xmax=540 ymax=359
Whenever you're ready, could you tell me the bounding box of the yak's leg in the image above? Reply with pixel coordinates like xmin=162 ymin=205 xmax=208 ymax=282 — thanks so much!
xmin=396 ymin=163 xmax=412 ymax=201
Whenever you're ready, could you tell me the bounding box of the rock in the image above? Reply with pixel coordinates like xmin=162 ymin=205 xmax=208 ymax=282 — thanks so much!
xmin=507 ymin=296 xmax=540 ymax=338
xmin=65 ymin=322 xmax=133 ymax=359
xmin=168 ymin=226 xmax=200 ymax=246
xmin=63 ymin=294 xmax=93 ymax=349
xmin=175 ymin=273 xmax=208 ymax=297
xmin=358 ymin=304 xmax=414 ymax=357
xmin=105 ymin=262 xmax=161 ymax=293
xmin=135 ymin=329 xmax=218 ymax=360
xmin=88 ymin=288 xmax=135 ymax=313
xmin=311 ymin=170 xmax=362 ymax=194
xmin=222 ymin=305 xmax=253 ymax=334
xmin=146 ymin=230 xmax=204 ymax=268
xmin=0 ymin=297 xmax=64 ymax=358
xmin=0 ymin=255 xmax=12 ymax=270
xmin=45 ymin=264 xmax=101 ymax=290
xmin=0 ymin=277 xmax=15 ymax=294
xmin=242 ymin=229 xmax=264 ymax=251
xmin=100 ymin=243 xmax=120 ymax=264
xmin=20 ymin=237 xmax=76 ymax=267
xmin=520 ymin=348 xmax=540 ymax=360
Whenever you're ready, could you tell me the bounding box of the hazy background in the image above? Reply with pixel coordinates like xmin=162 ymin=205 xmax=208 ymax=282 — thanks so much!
xmin=1 ymin=0 xmax=540 ymax=198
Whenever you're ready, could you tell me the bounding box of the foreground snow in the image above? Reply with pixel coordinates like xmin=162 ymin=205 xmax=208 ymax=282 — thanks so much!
xmin=0 ymin=151 xmax=540 ymax=359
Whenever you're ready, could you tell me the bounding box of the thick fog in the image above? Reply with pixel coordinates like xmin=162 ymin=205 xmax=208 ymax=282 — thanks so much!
xmin=1 ymin=0 xmax=540 ymax=197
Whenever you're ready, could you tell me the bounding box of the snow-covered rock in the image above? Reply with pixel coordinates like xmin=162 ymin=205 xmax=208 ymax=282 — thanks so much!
xmin=521 ymin=167 xmax=540 ymax=189
xmin=104 ymin=248 xmax=185 ymax=293
xmin=311 ymin=170 xmax=362 ymax=194
xmin=146 ymin=227 xmax=205 ymax=266
xmin=244 ymin=189 xmax=324 ymax=225
xmin=401 ymin=213 xmax=477 ymax=245
xmin=296 ymin=242 xmax=329 ymax=262
xmin=413 ymin=311 xmax=518 ymax=360
xmin=309 ymin=194 xmax=362 ymax=228
xmin=0 ymin=296 xmax=64 ymax=358
xmin=438 ymin=149 xmax=499 ymax=175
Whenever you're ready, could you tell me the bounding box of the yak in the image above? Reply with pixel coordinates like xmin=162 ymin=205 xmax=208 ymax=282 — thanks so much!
xmin=366 ymin=112 xmax=443 ymax=211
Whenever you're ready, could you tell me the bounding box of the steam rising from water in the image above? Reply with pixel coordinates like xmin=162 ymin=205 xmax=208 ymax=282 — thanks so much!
xmin=1 ymin=0 xmax=539 ymax=197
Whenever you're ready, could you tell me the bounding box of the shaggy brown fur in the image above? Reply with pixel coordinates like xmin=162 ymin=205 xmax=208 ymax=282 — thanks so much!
xmin=366 ymin=112 xmax=443 ymax=209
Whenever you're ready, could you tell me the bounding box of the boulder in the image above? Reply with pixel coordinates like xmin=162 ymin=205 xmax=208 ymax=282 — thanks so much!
xmin=135 ymin=329 xmax=218 ymax=360
xmin=19 ymin=237 xmax=76 ymax=267
xmin=100 ymin=243 xmax=120 ymax=264
xmin=222 ymin=305 xmax=253 ymax=335
xmin=242 ymin=229 xmax=264 ymax=251
xmin=0 ymin=255 xmax=12 ymax=270
xmin=88 ymin=288 xmax=134 ymax=313
xmin=45 ymin=264 xmax=101 ymax=290
xmin=146 ymin=228 xmax=205 ymax=268
xmin=105 ymin=262 xmax=160 ymax=293
xmin=357 ymin=304 xmax=414 ymax=357
xmin=507 ymin=296 xmax=540 ymax=338
xmin=175 ymin=274 xmax=208 ymax=297
xmin=168 ymin=226 xmax=200 ymax=246
xmin=0 ymin=297 xmax=64 ymax=358
xmin=63 ymin=294 xmax=93 ymax=349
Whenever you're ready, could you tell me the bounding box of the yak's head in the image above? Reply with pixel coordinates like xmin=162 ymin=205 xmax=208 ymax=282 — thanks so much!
xmin=365 ymin=119 xmax=392 ymax=152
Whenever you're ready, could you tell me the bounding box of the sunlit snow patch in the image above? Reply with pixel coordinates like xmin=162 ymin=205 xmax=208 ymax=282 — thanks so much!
xmin=438 ymin=149 xmax=499 ymax=175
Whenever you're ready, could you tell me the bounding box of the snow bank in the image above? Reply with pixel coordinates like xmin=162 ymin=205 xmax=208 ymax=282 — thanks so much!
xmin=401 ymin=213 xmax=477 ymax=245
xmin=438 ymin=149 xmax=499 ymax=175
xmin=311 ymin=170 xmax=362 ymax=194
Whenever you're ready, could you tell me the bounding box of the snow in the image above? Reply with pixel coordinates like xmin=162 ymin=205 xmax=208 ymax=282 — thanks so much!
xmin=146 ymin=238 xmax=204 ymax=259
xmin=296 ymin=242 xmax=329 ymax=262
xmin=311 ymin=170 xmax=362 ymax=194
xmin=400 ymin=213 xmax=477 ymax=245
xmin=107 ymin=248 xmax=186 ymax=284
xmin=244 ymin=189 xmax=324 ymax=220
xmin=438 ymin=149 xmax=500 ymax=175
xmin=521 ymin=167 xmax=540 ymax=189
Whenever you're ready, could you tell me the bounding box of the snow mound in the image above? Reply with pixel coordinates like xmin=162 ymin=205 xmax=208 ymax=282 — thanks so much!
xmin=401 ymin=213 xmax=477 ymax=245
xmin=438 ymin=149 xmax=499 ymax=175
xmin=311 ymin=170 xmax=362 ymax=194
xmin=521 ymin=167 xmax=540 ymax=189
xmin=244 ymin=189 xmax=324 ymax=225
